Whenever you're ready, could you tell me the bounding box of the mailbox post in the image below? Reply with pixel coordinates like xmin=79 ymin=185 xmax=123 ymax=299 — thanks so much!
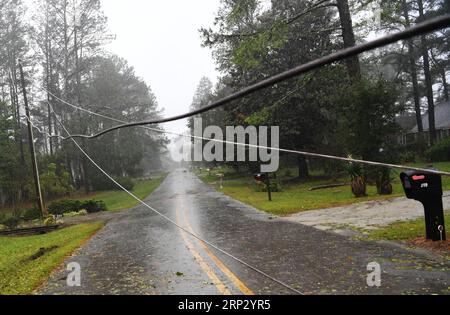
xmin=254 ymin=173 xmax=272 ymax=202
xmin=400 ymin=171 xmax=446 ymax=241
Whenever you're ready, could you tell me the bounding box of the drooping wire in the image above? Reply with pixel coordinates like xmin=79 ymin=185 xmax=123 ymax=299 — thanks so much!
xmin=45 ymin=100 xmax=304 ymax=295
xmin=20 ymin=114 xmax=65 ymax=140
xmin=50 ymin=15 xmax=450 ymax=141
xmin=40 ymin=93 xmax=450 ymax=176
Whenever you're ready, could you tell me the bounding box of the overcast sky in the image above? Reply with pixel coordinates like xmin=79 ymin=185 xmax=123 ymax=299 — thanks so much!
xmin=100 ymin=0 xmax=221 ymax=136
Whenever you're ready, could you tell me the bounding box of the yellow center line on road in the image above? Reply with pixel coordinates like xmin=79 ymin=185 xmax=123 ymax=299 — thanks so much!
xmin=175 ymin=208 xmax=232 ymax=295
xmin=181 ymin=208 xmax=255 ymax=296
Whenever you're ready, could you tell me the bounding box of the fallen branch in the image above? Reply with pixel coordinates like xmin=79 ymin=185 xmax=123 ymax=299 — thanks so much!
xmin=309 ymin=183 xmax=349 ymax=191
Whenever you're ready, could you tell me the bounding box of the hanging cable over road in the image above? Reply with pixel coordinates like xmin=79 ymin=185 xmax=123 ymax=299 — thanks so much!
xmin=40 ymin=98 xmax=450 ymax=176
xmin=32 ymin=14 xmax=450 ymax=177
xmin=49 ymin=15 xmax=450 ymax=140
xmin=45 ymin=101 xmax=304 ymax=296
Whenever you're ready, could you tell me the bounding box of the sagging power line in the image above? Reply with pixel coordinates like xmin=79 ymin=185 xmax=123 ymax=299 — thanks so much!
xmin=39 ymin=98 xmax=450 ymax=177
xmin=51 ymin=14 xmax=450 ymax=140
xmin=45 ymin=100 xmax=304 ymax=296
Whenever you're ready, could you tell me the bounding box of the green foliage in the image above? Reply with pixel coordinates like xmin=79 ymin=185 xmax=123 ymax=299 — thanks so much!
xmin=245 ymin=107 xmax=271 ymax=125
xmin=233 ymin=21 xmax=288 ymax=70
xmin=375 ymin=168 xmax=393 ymax=195
xmin=81 ymin=200 xmax=107 ymax=213
xmin=346 ymin=161 xmax=363 ymax=180
xmin=90 ymin=173 xmax=135 ymax=191
xmin=48 ymin=199 xmax=107 ymax=215
xmin=44 ymin=216 xmax=56 ymax=226
xmin=0 ymin=211 xmax=21 ymax=230
xmin=426 ymin=137 xmax=450 ymax=162
xmin=0 ymin=102 xmax=30 ymax=206
xmin=346 ymin=160 xmax=367 ymax=197
xmin=48 ymin=200 xmax=82 ymax=216
xmin=21 ymin=207 xmax=42 ymax=221
xmin=38 ymin=163 xmax=74 ymax=199
xmin=253 ymin=180 xmax=282 ymax=193
xmin=336 ymin=79 xmax=401 ymax=161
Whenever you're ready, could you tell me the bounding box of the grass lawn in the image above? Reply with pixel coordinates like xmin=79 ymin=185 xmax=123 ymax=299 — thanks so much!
xmin=0 ymin=222 xmax=104 ymax=295
xmin=196 ymin=162 xmax=450 ymax=216
xmin=73 ymin=175 xmax=167 ymax=212
xmin=0 ymin=174 xmax=168 ymax=216
xmin=367 ymin=213 xmax=450 ymax=241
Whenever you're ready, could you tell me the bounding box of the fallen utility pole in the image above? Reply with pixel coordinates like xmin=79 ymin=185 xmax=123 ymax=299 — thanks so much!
xmin=18 ymin=62 xmax=47 ymax=218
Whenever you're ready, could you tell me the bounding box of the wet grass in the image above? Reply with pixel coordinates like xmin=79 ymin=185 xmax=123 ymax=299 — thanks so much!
xmin=196 ymin=162 xmax=450 ymax=216
xmin=0 ymin=174 xmax=168 ymax=216
xmin=75 ymin=175 xmax=167 ymax=212
xmin=0 ymin=222 xmax=104 ymax=295
xmin=367 ymin=213 xmax=450 ymax=241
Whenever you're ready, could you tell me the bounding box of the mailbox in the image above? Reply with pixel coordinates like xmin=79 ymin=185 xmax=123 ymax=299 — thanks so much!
xmin=400 ymin=171 xmax=446 ymax=241
xmin=254 ymin=173 xmax=272 ymax=201
xmin=254 ymin=173 xmax=267 ymax=182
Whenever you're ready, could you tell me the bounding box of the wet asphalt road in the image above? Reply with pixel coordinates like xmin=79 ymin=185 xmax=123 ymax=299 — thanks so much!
xmin=41 ymin=170 xmax=449 ymax=295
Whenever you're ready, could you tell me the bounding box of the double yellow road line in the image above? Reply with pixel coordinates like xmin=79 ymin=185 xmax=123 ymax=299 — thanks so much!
xmin=175 ymin=199 xmax=254 ymax=295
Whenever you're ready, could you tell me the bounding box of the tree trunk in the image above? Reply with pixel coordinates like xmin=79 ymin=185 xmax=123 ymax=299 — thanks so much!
xmin=45 ymin=7 xmax=53 ymax=155
xmin=418 ymin=0 xmax=437 ymax=145
xmin=402 ymin=0 xmax=424 ymax=139
xmin=336 ymin=0 xmax=361 ymax=80
xmin=298 ymin=156 xmax=309 ymax=179
xmin=441 ymin=69 xmax=449 ymax=102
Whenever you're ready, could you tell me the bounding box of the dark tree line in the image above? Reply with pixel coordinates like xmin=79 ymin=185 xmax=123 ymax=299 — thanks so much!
xmin=191 ymin=0 xmax=449 ymax=181
xmin=0 ymin=0 xmax=167 ymax=207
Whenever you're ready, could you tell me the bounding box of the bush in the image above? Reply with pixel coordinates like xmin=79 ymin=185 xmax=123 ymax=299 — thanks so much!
xmin=283 ymin=169 xmax=293 ymax=177
xmin=253 ymin=181 xmax=282 ymax=192
xmin=81 ymin=200 xmax=107 ymax=213
xmin=48 ymin=200 xmax=82 ymax=216
xmin=44 ymin=216 xmax=56 ymax=226
xmin=22 ymin=207 xmax=42 ymax=221
xmin=48 ymin=199 xmax=106 ymax=215
xmin=0 ymin=212 xmax=21 ymax=230
xmin=427 ymin=137 xmax=450 ymax=162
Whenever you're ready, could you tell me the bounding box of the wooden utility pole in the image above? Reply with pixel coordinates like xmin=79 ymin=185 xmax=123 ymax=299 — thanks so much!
xmin=18 ymin=62 xmax=47 ymax=218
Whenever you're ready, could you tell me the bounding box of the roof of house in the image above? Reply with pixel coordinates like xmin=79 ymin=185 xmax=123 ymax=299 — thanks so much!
xmin=410 ymin=101 xmax=450 ymax=133
xmin=396 ymin=114 xmax=417 ymax=131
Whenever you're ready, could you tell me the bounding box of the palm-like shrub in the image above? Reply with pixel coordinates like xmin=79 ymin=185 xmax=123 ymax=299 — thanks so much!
xmin=346 ymin=159 xmax=367 ymax=198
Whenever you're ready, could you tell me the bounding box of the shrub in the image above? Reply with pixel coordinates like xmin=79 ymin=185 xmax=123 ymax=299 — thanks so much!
xmin=253 ymin=181 xmax=282 ymax=192
xmin=48 ymin=200 xmax=82 ymax=216
xmin=346 ymin=161 xmax=367 ymax=198
xmin=427 ymin=137 xmax=450 ymax=162
xmin=284 ymin=169 xmax=293 ymax=177
xmin=80 ymin=200 xmax=107 ymax=213
xmin=44 ymin=216 xmax=56 ymax=226
xmin=22 ymin=207 xmax=42 ymax=221
xmin=48 ymin=199 xmax=106 ymax=215
xmin=0 ymin=211 xmax=21 ymax=230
